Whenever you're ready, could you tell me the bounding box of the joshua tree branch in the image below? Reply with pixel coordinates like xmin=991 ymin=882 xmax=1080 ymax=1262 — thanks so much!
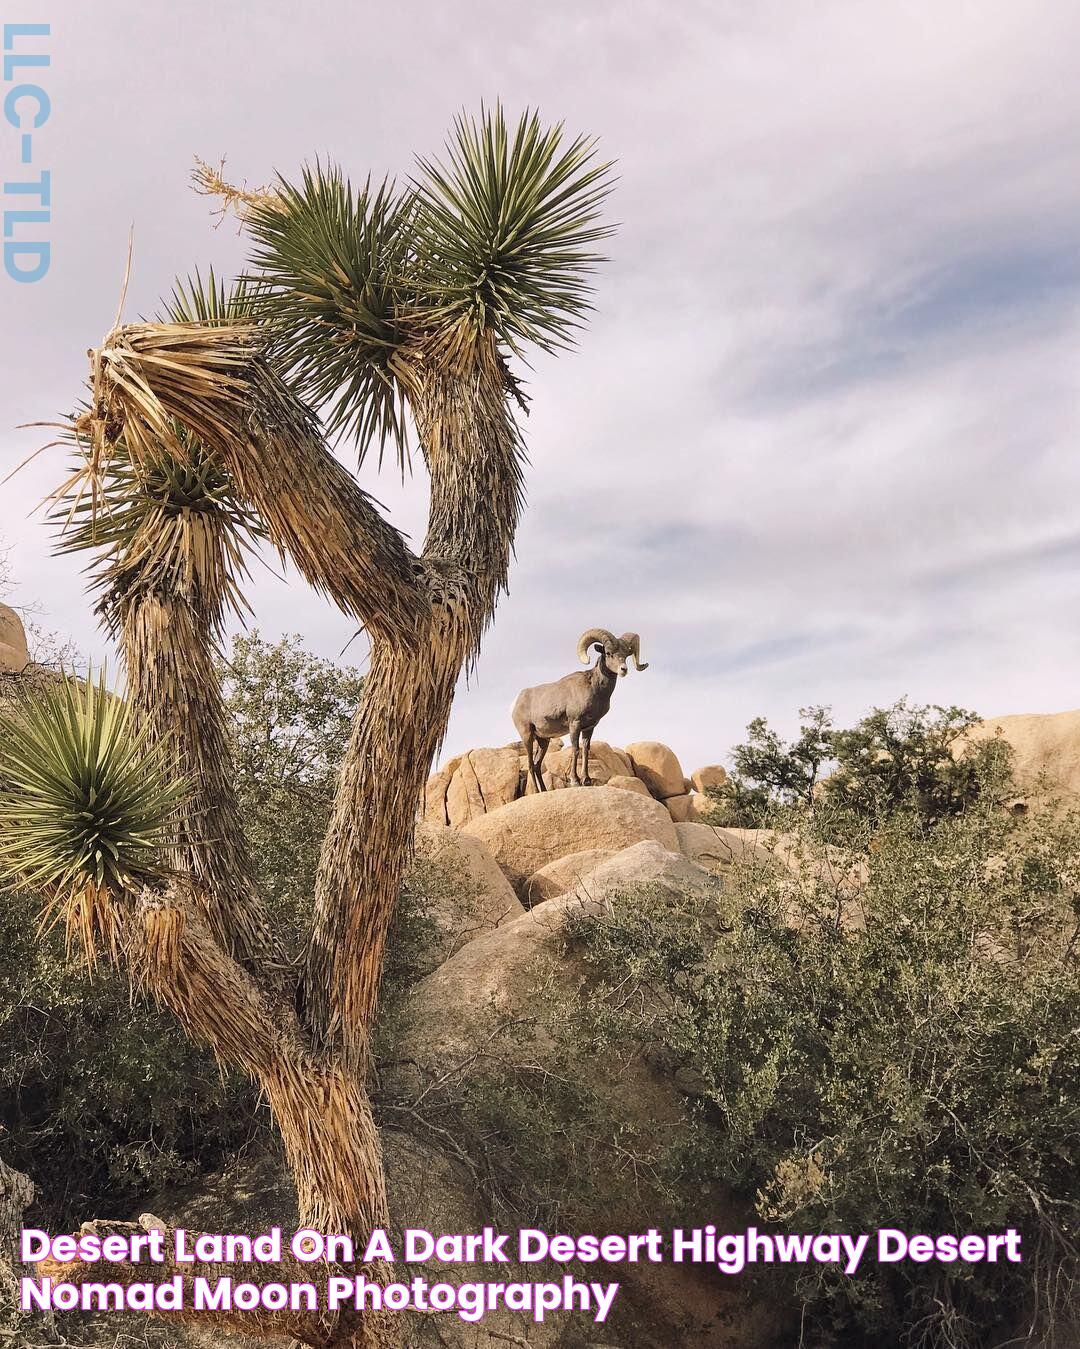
xmin=91 ymin=324 xmax=430 ymax=649
xmin=232 ymin=360 xmax=431 ymax=646
xmin=303 ymin=361 xmax=524 ymax=1061
xmin=302 ymin=631 xmax=462 ymax=1062
xmin=416 ymin=355 xmax=524 ymax=628
xmin=115 ymin=587 xmax=288 ymax=988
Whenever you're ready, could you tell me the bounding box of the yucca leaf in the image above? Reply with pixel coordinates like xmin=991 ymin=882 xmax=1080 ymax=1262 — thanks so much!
xmin=411 ymin=104 xmax=615 ymax=359
xmin=53 ymin=406 xmax=263 ymax=628
xmin=161 ymin=266 xmax=256 ymax=327
xmin=0 ymin=669 xmax=183 ymax=960
xmin=240 ymin=163 xmax=415 ymax=463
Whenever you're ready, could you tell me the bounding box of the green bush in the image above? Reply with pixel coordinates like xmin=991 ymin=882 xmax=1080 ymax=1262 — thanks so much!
xmin=711 ymin=699 xmax=1012 ymax=834
xmin=219 ymin=630 xmax=365 ymax=943
xmin=0 ymin=882 xmax=262 ymax=1228
xmin=555 ymin=800 xmax=1080 ymax=1346
xmin=721 ymin=704 xmax=834 ymax=823
xmin=823 ymin=701 xmax=1012 ymax=828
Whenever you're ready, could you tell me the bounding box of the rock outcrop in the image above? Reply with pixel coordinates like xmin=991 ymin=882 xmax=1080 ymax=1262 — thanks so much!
xmin=460 ymin=786 xmax=680 ymax=897
xmin=963 ymin=709 xmax=1080 ymax=801
xmin=425 ymin=736 xmax=723 ymax=827
xmin=427 ymin=700 xmax=1080 ymax=838
xmin=422 ymin=755 xmax=462 ymax=825
xmin=625 ymin=740 xmax=686 ymax=799
xmin=525 ymin=838 xmax=721 ymax=913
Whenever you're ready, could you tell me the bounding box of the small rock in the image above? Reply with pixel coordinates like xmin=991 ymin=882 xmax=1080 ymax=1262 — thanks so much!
xmin=0 ymin=603 xmax=28 ymax=674
xmin=665 ymin=792 xmax=694 ymax=822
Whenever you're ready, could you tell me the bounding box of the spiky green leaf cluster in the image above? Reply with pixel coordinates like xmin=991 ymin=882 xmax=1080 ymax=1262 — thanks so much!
xmin=244 ymin=167 xmax=414 ymax=455
xmin=0 ymin=671 xmax=182 ymax=899
xmin=53 ymin=424 xmax=263 ymax=627
xmin=161 ymin=265 xmax=256 ymax=327
xmin=239 ymin=104 xmax=614 ymax=459
xmin=411 ymin=106 xmax=614 ymax=358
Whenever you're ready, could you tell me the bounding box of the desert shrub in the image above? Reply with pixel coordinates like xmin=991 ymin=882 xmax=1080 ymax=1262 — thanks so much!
xmin=0 ymin=882 xmax=262 ymax=1228
xmin=219 ymin=630 xmax=365 ymax=942
xmin=555 ymin=801 xmax=1080 ymax=1347
xmin=719 ymin=705 xmax=834 ymax=824
xmin=822 ymin=701 xmax=1012 ymax=828
xmin=711 ymin=700 xmax=1012 ymax=834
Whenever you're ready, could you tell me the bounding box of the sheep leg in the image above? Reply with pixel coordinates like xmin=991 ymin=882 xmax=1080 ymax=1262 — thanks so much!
xmin=532 ymin=736 xmax=550 ymax=793
xmin=582 ymin=728 xmax=595 ymax=786
xmin=569 ymin=724 xmax=582 ymax=785
xmin=524 ymin=729 xmax=549 ymax=793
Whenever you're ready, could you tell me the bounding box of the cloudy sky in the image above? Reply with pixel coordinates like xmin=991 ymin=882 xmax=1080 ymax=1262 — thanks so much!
xmin=3 ymin=1 xmax=1080 ymax=771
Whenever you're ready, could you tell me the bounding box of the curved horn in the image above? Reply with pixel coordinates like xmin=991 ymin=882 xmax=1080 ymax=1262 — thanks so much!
xmin=620 ymin=632 xmax=649 ymax=671
xmin=577 ymin=628 xmax=616 ymax=665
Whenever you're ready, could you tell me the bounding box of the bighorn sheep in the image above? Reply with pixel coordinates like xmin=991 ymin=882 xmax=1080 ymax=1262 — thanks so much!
xmin=512 ymin=629 xmax=648 ymax=792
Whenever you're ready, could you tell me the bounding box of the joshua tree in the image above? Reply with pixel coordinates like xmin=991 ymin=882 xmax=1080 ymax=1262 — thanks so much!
xmin=0 ymin=108 xmax=612 ymax=1347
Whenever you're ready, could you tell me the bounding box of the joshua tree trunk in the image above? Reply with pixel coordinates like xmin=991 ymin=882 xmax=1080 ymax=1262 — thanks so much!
xmin=93 ymin=562 xmax=396 ymax=1347
xmin=127 ymin=886 xmax=394 ymax=1348
xmin=305 ymin=359 xmax=522 ymax=1064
